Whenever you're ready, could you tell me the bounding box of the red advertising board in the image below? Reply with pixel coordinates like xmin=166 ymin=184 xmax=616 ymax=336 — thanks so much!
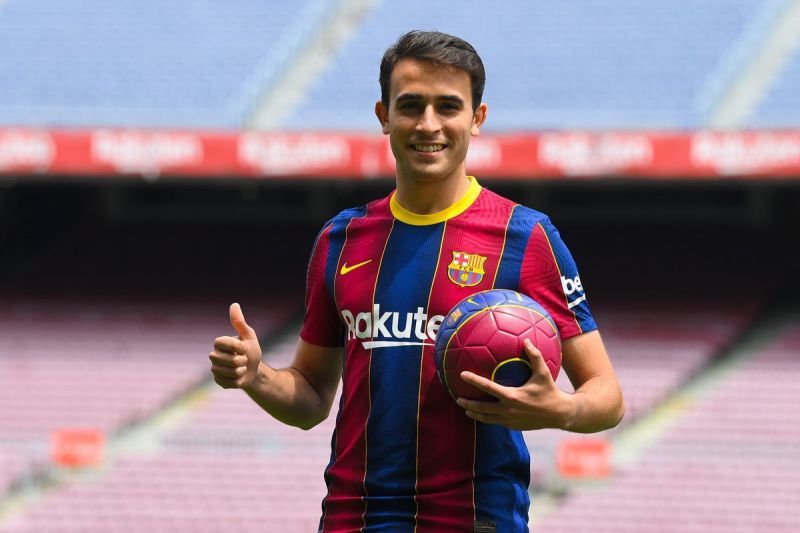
xmin=1 ymin=128 xmax=798 ymax=180
xmin=556 ymin=438 xmax=612 ymax=479
xmin=51 ymin=428 xmax=105 ymax=468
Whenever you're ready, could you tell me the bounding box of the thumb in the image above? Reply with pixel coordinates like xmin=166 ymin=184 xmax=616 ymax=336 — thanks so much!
xmin=229 ymin=303 xmax=256 ymax=340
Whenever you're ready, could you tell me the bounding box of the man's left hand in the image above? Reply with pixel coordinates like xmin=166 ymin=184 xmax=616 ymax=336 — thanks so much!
xmin=456 ymin=338 xmax=572 ymax=431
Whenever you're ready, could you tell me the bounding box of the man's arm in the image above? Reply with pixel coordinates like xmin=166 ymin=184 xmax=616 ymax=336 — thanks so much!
xmin=457 ymin=330 xmax=624 ymax=432
xmin=210 ymin=303 xmax=342 ymax=430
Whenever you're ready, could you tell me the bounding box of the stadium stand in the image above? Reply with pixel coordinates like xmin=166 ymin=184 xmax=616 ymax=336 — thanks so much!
xmin=0 ymin=454 xmax=30 ymax=502
xmin=533 ymin=321 xmax=800 ymax=533
xmin=0 ymin=299 xmax=766 ymax=531
xmin=285 ymin=0 xmax=766 ymax=130
xmin=0 ymin=336 xmax=331 ymax=532
xmin=0 ymin=0 xmax=333 ymax=128
xmin=0 ymin=0 xmax=777 ymax=130
xmin=525 ymin=300 xmax=759 ymax=487
xmin=752 ymin=47 xmax=800 ymax=126
xmin=1 ymin=1 xmax=799 ymax=531
xmin=0 ymin=298 xmax=295 ymax=506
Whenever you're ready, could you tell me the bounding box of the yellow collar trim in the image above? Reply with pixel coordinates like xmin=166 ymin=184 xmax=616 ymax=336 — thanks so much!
xmin=390 ymin=176 xmax=481 ymax=226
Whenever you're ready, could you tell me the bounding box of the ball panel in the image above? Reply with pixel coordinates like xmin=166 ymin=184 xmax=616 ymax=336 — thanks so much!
xmin=485 ymin=328 xmax=520 ymax=363
xmin=458 ymin=311 xmax=497 ymax=348
xmin=444 ymin=347 xmax=495 ymax=400
xmin=442 ymin=344 xmax=497 ymax=401
xmin=458 ymin=345 xmax=496 ymax=374
xmin=492 ymin=358 xmax=533 ymax=387
xmin=492 ymin=306 xmax=536 ymax=337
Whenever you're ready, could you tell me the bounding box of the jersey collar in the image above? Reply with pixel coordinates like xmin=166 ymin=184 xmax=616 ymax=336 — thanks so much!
xmin=390 ymin=176 xmax=482 ymax=226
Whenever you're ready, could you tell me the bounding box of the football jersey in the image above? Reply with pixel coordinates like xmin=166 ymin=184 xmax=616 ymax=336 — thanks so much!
xmin=300 ymin=176 xmax=596 ymax=532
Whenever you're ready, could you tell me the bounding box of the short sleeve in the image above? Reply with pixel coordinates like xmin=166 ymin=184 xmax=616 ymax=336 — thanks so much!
xmin=518 ymin=217 xmax=597 ymax=339
xmin=299 ymin=222 xmax=344 ymax=347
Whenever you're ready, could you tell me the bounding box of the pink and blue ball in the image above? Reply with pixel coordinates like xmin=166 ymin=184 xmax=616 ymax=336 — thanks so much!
xmin=435 ymin=289 xmax=562 ymax=401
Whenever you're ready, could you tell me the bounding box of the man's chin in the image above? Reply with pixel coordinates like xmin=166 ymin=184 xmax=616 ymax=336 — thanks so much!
xmin=399 ymin=166 xmax=460 ymax=184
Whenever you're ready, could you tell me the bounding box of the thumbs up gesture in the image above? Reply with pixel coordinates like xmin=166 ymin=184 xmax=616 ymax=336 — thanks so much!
xmin=209 ymin=303 xmax=263 ymax=389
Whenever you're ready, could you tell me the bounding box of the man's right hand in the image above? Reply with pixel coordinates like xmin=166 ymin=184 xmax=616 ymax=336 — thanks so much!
xmin=210 ymin=303 xmax=263 ymax=389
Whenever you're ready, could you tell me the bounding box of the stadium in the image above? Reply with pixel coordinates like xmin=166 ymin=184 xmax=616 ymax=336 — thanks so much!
xmin=1 ymin=0 xmax=799 ymax=531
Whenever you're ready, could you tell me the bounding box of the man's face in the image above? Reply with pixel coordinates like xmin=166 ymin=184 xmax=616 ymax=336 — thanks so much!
xmin=375 ymin=58 xmax=487 ymax=184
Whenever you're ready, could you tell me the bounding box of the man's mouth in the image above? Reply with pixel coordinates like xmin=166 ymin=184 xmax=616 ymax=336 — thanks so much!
xmin=412 ymin=144 xmax=445 ymax=153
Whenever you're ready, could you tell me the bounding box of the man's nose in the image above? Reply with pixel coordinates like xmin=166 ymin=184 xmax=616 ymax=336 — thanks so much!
xmin=416 ymin=105 xmax=441 ymax=134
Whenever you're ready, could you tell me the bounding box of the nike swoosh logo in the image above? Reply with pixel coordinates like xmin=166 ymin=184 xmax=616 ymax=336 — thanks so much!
xmin=340 ymin=259 xmax=373 ymax=275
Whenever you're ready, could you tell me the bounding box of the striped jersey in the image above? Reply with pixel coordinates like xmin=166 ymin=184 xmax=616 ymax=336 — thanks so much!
xmin=300 ymin=177 xmax=596 ymax=532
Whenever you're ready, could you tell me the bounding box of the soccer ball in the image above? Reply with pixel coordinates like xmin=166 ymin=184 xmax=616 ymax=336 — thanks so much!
xmin=434 ymin=289 xmax=562 ymax=401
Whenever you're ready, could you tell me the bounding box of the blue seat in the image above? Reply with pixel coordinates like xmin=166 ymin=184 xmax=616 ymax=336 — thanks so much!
xmin=751 ymin=49 xmax=800 ymax=126
xmin=0 ymin=0 xmax=318 ymax=127
xmin=284 ymin=0 xmax=764 ymax=130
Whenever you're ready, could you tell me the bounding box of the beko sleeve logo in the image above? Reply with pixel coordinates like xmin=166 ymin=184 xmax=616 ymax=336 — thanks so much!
xmin=560 ymin=274 xmax=587 ymax=309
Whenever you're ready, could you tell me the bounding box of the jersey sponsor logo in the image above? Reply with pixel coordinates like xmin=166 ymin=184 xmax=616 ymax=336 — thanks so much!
xmin=339 ymin=259 xmax=372 ymax=275
xmin=447 ymin=251 xmax=487 ymax=287
xmin=341 ymin=304 xmax=444 ymax=349
xmin=561 ymin=274 xmax=587 ymax=309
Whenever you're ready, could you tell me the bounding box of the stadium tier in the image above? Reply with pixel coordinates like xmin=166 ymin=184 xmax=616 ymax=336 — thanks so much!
xmin=0 ymin=0 xmax=329 ymax=128
xmin=1 ymin=2 xmax=799 ymax=530
xmin=752 ymin=46 xmax=800 ymax=126
xmin=0 ymin=454 xmax=30 ymax=503
xmin=534 ymin=322 xmax=800 ymax=533
xmin=0 ymin=298 xmax=295 ymax=505
xmin=0 ymin=336 xmax=330 ymax=533
xmin=524 ymin=300 xmax=757 ymax=487
xmin=285 ymin=0 xmax=765 ymax=130
xmin=1 ymin=0 xmax=796 ymax=130
xmin=0 ymin=300 xmax=765 ymax=531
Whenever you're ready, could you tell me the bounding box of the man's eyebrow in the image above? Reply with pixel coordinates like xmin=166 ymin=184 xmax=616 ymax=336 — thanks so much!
xmin=394 ymin=94 xmax=465 ymax=106
xmin=395 ymin=93 xmax=423 ymax=103
xmin=439 ymin=95 xmax=465 ymax=106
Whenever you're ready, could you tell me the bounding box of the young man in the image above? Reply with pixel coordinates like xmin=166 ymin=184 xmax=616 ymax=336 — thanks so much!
xmin=210 ymin=31 xmax=624 ymax=532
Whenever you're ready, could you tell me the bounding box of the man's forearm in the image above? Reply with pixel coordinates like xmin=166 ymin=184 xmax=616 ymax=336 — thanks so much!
xmin=560 ymin=375 xmax=625 ymax=433
xmin=243 ymin=361 xmax=333 ymax=430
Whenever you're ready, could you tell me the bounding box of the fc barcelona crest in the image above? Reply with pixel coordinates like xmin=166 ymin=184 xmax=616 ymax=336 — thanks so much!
xmin=448 ymin=251 xmax=487 ymax=287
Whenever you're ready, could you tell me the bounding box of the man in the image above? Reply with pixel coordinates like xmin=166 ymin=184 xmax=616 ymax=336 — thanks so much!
xmin=210 ymin=30 xmax=624 ymax=532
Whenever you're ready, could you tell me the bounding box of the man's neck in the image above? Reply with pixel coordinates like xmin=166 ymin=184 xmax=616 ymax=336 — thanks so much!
xmin=394 ymin=172 xmax=471 ymax=215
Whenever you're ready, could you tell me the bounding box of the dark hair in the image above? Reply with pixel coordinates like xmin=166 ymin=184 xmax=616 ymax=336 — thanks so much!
xmin=379 ymin=30 xmax=486 ymax=112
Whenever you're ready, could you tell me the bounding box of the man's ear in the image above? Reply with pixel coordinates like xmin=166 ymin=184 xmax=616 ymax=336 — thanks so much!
xmin=471 ymin=103 xmax=488 ymax=136
xmin=375 ymin=101 xmax=390 ymax=135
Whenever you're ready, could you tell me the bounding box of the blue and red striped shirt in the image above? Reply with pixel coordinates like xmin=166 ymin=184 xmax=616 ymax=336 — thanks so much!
xmin=300 ymin=177 xmax=596 ymax=532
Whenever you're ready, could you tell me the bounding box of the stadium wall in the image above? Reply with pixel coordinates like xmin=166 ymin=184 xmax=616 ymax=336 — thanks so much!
xmin=1 ymin=156 xmax=796 ymax=306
